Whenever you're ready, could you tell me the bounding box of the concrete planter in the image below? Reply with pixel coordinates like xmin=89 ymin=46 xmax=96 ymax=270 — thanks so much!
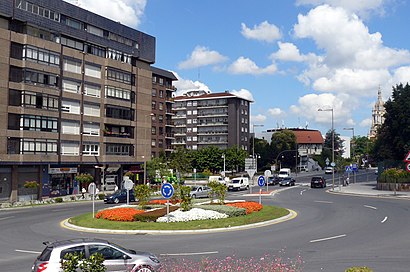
xmin=377 ymin=182 xmax=410 ymax=191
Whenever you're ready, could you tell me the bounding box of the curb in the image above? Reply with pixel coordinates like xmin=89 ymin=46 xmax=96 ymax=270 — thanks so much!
xmin=61 ymin=209 xmax=297 ymax=235
xmin=327 ymin=189 xmax=410 ymax=201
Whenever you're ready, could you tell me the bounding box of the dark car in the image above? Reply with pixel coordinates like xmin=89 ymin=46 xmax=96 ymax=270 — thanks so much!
xmin=267 ymin=176 xmax=280 ymax=186
xmin=104 ymin=189 xmax=135 ymax=204
xmin=279 ymin=177 xmax=296 ymax=186
xmin=311 ymin=176 xmax=327 ymax=188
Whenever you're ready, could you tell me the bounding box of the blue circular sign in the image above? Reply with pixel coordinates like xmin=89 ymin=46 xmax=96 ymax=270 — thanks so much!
xmin=161 ymin=183 xmax=174 ymax=199
xmin=257 ymin=175 xmax=265 ymax=187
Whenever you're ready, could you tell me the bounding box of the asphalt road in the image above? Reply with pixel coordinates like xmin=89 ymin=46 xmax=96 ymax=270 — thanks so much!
xmin=1 ymin=170 xmax=409 ymax=271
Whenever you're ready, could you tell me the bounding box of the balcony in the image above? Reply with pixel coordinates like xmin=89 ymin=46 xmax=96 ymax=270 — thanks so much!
xmin=165 ymin=133 xmax=175 ymax=139
xmin=103 ymin=125 xmax=134 ymax=139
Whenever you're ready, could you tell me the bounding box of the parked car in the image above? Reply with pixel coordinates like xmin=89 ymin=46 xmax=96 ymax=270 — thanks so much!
xmin=311 ymin=176 xmax=327 ymax=188
xmin=279 ymin=177 xmax=296 ymax=186
xmin=266 ymin=176 xmax=280 ymax=186
xmin=104 ymin=189 xmax=135 ymax=204
xmin=227 ymin=177 xmax=249 ymax=191
xmin=31 ymin=238 xmax=160 ymax=272
xmin=190 ymin=186 xmax=212 ymax=198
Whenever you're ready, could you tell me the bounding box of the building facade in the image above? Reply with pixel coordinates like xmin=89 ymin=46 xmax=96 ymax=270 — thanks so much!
xmin=369 ymin=87 xmax=385 ymax=139
xmin=150 ymin=67 xmax=177 ymax=158
xmin=172 ymin=91 xmax=251 ymax=151
xmin=0 ymin=0 xmax=157 ymax=201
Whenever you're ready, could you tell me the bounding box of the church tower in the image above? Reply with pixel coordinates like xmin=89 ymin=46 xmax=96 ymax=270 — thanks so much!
xmin=369 ymin=87 xmax=385 ymax=139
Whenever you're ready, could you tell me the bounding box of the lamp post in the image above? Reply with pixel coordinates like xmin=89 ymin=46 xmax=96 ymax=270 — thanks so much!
xmin=221 ymin=154 xmax=226 ymax=177
xmin=343 ymin=127 xmax=355 ymax=159
xmin=94 ymin=165 xmax=105 ymax=193
xmin=143 ymin=114 xmax=153 ymax=185
xmin=318 ymin=108 xmax=335 ymax=191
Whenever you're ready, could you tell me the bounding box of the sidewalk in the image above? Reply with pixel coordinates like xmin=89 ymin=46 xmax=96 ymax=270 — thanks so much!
xmin=328 ymin=180 xmax=410 ymax=199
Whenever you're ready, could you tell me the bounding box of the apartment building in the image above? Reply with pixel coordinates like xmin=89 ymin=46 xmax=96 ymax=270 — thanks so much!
xmin=150 ymin=67 xmax=177 ymax=158
xmin=172 ymin=91 xmax=252 ymax=151
xmin=0 ymin=0 xmax=156 ymax=201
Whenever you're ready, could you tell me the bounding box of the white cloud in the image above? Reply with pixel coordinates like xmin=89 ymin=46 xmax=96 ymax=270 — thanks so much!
xmin=231 ymin=89 xmax=255 ymax=102
xmin=228 ymin=57 xmax=277 ymax=75
xmin=178 ymin=46 xmax=228 ymax=69
xmin=241 ymin=21 xmax=282 ymax=43
xmin=268 ymin=108 xmax=284 ymax=116
xmin=295 ymin=0 xmax=386 ymax=17
xmin=290 ymin=93 xmax=357 ymax=126
xmin=293 ymin=5 xmax=410 ymax=96
xmin=172 ymin=72 xmax=212 ymax=96
xmin=270 ymin=42 xmax=305 ymax=62
xmin=63 ymin=0 xmax=146 ymax=27
xmin=360 ymin=118 xmax=372 ymax=127
xmin=251 ymin=114 xmax=267 ymax=123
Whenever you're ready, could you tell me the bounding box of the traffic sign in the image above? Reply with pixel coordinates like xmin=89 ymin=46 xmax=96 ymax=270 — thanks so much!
xmin=352 ymin=163 xmax=358 ymax=172
xmin=257 ymin=175 xmax=265 ymax=187
xmin=161 ymin=183 xmax=174 ymax=199
xmin=345 ymin=166 xmax=352 ymax=173
xmin=264 ymin=170 xmax=272 ymax=177
xmin=123 ymin=179 xmax=134 ymax=190
xmin=325 ymin=158 xmax=330 ymax=166
xmin=404 ymin=150 xmax=410 ymax=162
xmin=330 ymin=162 xmax=336 ymax=167
xmin=406 ymin=162 xmax=410 ymax=173
xmin=88 ymin=182 xmax=96 ymax=194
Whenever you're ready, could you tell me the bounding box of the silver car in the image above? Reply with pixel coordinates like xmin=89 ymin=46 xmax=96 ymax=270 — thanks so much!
xmin=189 ymin=186 xmax=211 ymax=198
xmin=31 ymin=238 xmax=160 ymax=272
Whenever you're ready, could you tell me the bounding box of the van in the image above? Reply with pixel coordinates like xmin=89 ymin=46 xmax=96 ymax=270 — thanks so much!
xmin=208 ymin=175 xmax=228 ymax=185
xmin=227 ymin=177 xmax=249 ymax=191
xmin=103 ymin=174 xmax=117 ymax=191
xmin=278 ymin=168 xmax=291 ymax=178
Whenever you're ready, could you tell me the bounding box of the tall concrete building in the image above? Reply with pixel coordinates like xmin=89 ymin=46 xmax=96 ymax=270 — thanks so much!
xmin=172 ymin=90 xmax=252 ymax=151
xmin=0 ymin=0 xmax=161 ymax=201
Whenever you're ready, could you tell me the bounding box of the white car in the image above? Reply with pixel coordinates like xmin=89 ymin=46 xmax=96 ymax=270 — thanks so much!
xmin=227 ymin=177 xmax=249 ymax=191
xmin=325 ymin=167 xmax=334 ymax=174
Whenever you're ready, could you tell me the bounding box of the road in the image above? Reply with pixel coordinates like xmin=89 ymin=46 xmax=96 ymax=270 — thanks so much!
xmin=1 ymin=170 xmax=409 ymax=271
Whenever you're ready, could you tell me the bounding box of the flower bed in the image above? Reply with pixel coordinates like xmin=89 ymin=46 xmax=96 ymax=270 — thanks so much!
xmin=156 ymin=208 xmax=228 ymax=223
xmin=96 ymin=207 xmax=144 ymax=222
xmin=226 ymin=201 xmax=263 ymax=214
xmin=148 ymin=199 xmax=180 ymax=205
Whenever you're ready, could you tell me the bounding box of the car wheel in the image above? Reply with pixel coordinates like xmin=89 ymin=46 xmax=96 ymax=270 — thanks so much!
xmin=134 ymin=265 xmax=153 ymax=272
xmin=192 ymin=194 xmax=196 ymax=199
xmin=114 ymin=198 xmax=119 ymax=204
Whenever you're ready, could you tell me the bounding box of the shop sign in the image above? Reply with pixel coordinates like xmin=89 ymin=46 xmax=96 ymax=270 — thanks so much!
xmin=49 ymin=167 xmax=78 ymax=174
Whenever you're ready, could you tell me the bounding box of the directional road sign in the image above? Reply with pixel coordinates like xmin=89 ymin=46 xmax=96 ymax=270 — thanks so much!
xmin=161 ymin=183 xmax=174 ymax=199
xmin=257 ymin=175 xmax=265 ymax=187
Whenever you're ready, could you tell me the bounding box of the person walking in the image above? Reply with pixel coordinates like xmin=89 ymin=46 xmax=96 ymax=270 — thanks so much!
xmin=81 ymin=187 xmax=86 ymax=199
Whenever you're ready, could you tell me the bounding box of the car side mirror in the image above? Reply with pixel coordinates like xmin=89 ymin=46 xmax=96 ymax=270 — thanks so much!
xmin=123 ymin=254 xmax=131 ymax=260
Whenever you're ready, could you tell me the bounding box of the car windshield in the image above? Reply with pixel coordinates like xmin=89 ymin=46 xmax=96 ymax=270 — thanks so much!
xmin=279 ymin=171 xmax=288 ymax=175
xmin=232 ymin=180 xmax=240 ymax=184
xmin=106 ymin=242 xmax=134 ymax=255
xmin=191 ymin=186 xmax=199 ymax=191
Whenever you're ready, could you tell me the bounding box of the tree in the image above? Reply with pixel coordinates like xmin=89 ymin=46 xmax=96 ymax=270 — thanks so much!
xmin=254 ymin=138 xmax=273 ymax=171
xmin=193 ymin=146 xmax=223 ymax=173
xmin=225 ymin=145 xmax=248 ymax=173
xmin=270 ymin=130 xmax=297 ymax=169
xmin=146 ymin=157 xmax=171 ymax=183
xmin=169 ymin=147 xmax=192 ymax=176
xmin=323 ymin=129 xmax=344 ymax=159
xmin=373 ymin=83 xmax=410 ymax=161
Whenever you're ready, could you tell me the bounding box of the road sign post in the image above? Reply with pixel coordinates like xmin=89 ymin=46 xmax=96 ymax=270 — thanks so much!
xmin=123 ymin=178 xmax=134 ymax=205
xmin=88 ymin=182 xmax=96 ymax=218
xmin=264 ymin=170 xmax=272 ymax=192
xmin=161 ymin=183 xmax=174 ymax=223
xmin=245 ymin=158 xmax=256 ymax=194
xmin=257 ymin=176 xmax=265 ymax=205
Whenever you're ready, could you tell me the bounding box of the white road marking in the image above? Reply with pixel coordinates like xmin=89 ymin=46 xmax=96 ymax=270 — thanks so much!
xmin=300 ymin=189 xmax=307 ymax=195
xmin=314 ymin=200 xmax=333 ymax=204
xmin=381 ymin=216 xmax=388 ymax=223
xmin=364 ymin=205 xmax=377 ymax=210
xmin=160 ymin=251 xmax=219 ymax=256
xmin=310 ymin=234 xmax=347 ymax=243
xmin=0 ymin=216 xmax=14 ymax=221
xmin=15 ymin=249 xmax=41 ymax=254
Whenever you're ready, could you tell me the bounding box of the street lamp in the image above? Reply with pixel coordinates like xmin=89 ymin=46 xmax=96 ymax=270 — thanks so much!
xmin=221 ymin=153 xmax=226 ymax=177
xmin=94 ymin=165 xmax=105 ymax=193
xmin=143 ymin=113 xmax=154 ymax=185
xmin=318 ymin=107 xmax=335 ymax=191
xmin=343 ymin=127 xmax=355 ymax=159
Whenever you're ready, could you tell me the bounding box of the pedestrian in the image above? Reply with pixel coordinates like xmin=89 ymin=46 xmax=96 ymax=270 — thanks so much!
xmin=81 ymin=187 xmax=86 ymax=199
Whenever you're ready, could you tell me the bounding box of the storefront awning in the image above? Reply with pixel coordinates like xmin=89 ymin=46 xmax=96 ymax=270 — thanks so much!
xmin=105 ymin=165 xmax=120 ymax=173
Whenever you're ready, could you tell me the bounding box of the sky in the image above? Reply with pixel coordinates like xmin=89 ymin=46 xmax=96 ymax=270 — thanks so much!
xmin=64 ymin=0 xmax=410 ymax=138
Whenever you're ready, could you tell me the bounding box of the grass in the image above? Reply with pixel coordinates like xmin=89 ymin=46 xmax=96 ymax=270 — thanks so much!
xmin=68 ymin=205 xmax=289 ymax=231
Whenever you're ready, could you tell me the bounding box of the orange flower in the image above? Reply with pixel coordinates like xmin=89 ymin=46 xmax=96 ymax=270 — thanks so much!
xmin=96 ymin=207 xmax=145 ymax=222
xmin=226 ymin=201 xmax=263 ymax=214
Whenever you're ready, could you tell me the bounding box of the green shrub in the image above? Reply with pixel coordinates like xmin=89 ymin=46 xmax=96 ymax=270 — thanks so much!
xmin=345 ymin=267 xmax=373 ymax=272
xmin=97 ymin=193 xmax=105 ymax=200
xmin=180 ymin=185 xmax=192 ymax=211
xmin=134 ymin=206 xmax=179 ymax=222
xmin=199 ymin=204 xmax=246 ymax=217
xmin=208 ymin=181 xmax=227 ymax=204
xmin=134 ymin=184 xmax=151 ymax=207
xmin=55 ymin=197 xmax=63 ymax=203
xmin=61 ymin=252 xmax=106 ymax=272
xmin=380 ymin=168 xmax=410 ymax=183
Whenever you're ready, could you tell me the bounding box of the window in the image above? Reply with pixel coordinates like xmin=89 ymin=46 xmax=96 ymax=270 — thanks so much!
xmin=187 ymin=119 xmax=192 ymax=124
xmin=151 ymin=126 xmax=156 ymax=135
xmin=16 ymin=0 xmax=60 ymax=22
xmin=9 ymin=114 xmax=58 ymax=132
xmin=106 ymin=144 xmax=133 ymax=156
xmin=61 ymin=100 xmax=80 ymax=114
xmin=152 ymin=89 xmax=156 ymax=97
xmin=65 ymin=17 xmax=83 ymax=30
xmin=8 ymin=137 xmax=57 ymax=155
xmin=60 ymin=36 xmax=84 ymax=51
xmin=83 ymin=103 xmax=100 ymax=117
xmin=106 ymin=49 xmax=131 ymax=64
xmin=86 ymin=25 xmax=103 ymax=37
xmin=158 ymin=115 xmax=163 ymax=123
xmin=187 ymin=101 xmax=192 ymax=106
xmin=61 ymin=246 xmax=86 ymax=260
xmin=151 ymin=140 xmax=156 ymax=147
xmin=84 ymin=43 xmax=106 ymax=58
xmin=187 ymin=110 xmax=192 ymax=115
xmin=84 ymin=84 xmax=100 ymax=98
xmin=63 ymin=59 xmax=81 ymax=74
xmin=61 ymin=120 xmax=80 ymax=135
xmin=106 ymin=68 xmax=133 ymax=84
xmin=105 ymin=106 xmax=134 ymax=120
xmin=83 ymin=143 xmax=99 ymax=156
xmin=193 ymin=127 xmax=197 ymax=132
xmin=12 ymin=68 xmax=59 ymax=87
xmin=85 ymin=64 xmax=101 ymax=78
xmin=105 ymin=86 xmax=132 ymax=101
xmin=159 ymin=90 xmax=163 ymax=98
xmin=61 ymin=142 xmax=79 ymax=155
xmin=193 ymin=101 xmax=197 ymax=106
xmin=187 ymin=136 xmax=192 ymax=141
xmin=83 ymin=123 xmax=100 ymax=136
xmin=88 ymin=245 xmax=124 ymax=260
xmin=159 ymin=103 xmax=163 ymax=111
xmin=193 ymin=136 xmax=197 ymax=141
xmin=62 ymin=79 xmax=81 ymax=94
xmin=151 ymin=101 xmax=156 ymax=110
xmin=22 ymin=45 xmax=60 ymax=66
